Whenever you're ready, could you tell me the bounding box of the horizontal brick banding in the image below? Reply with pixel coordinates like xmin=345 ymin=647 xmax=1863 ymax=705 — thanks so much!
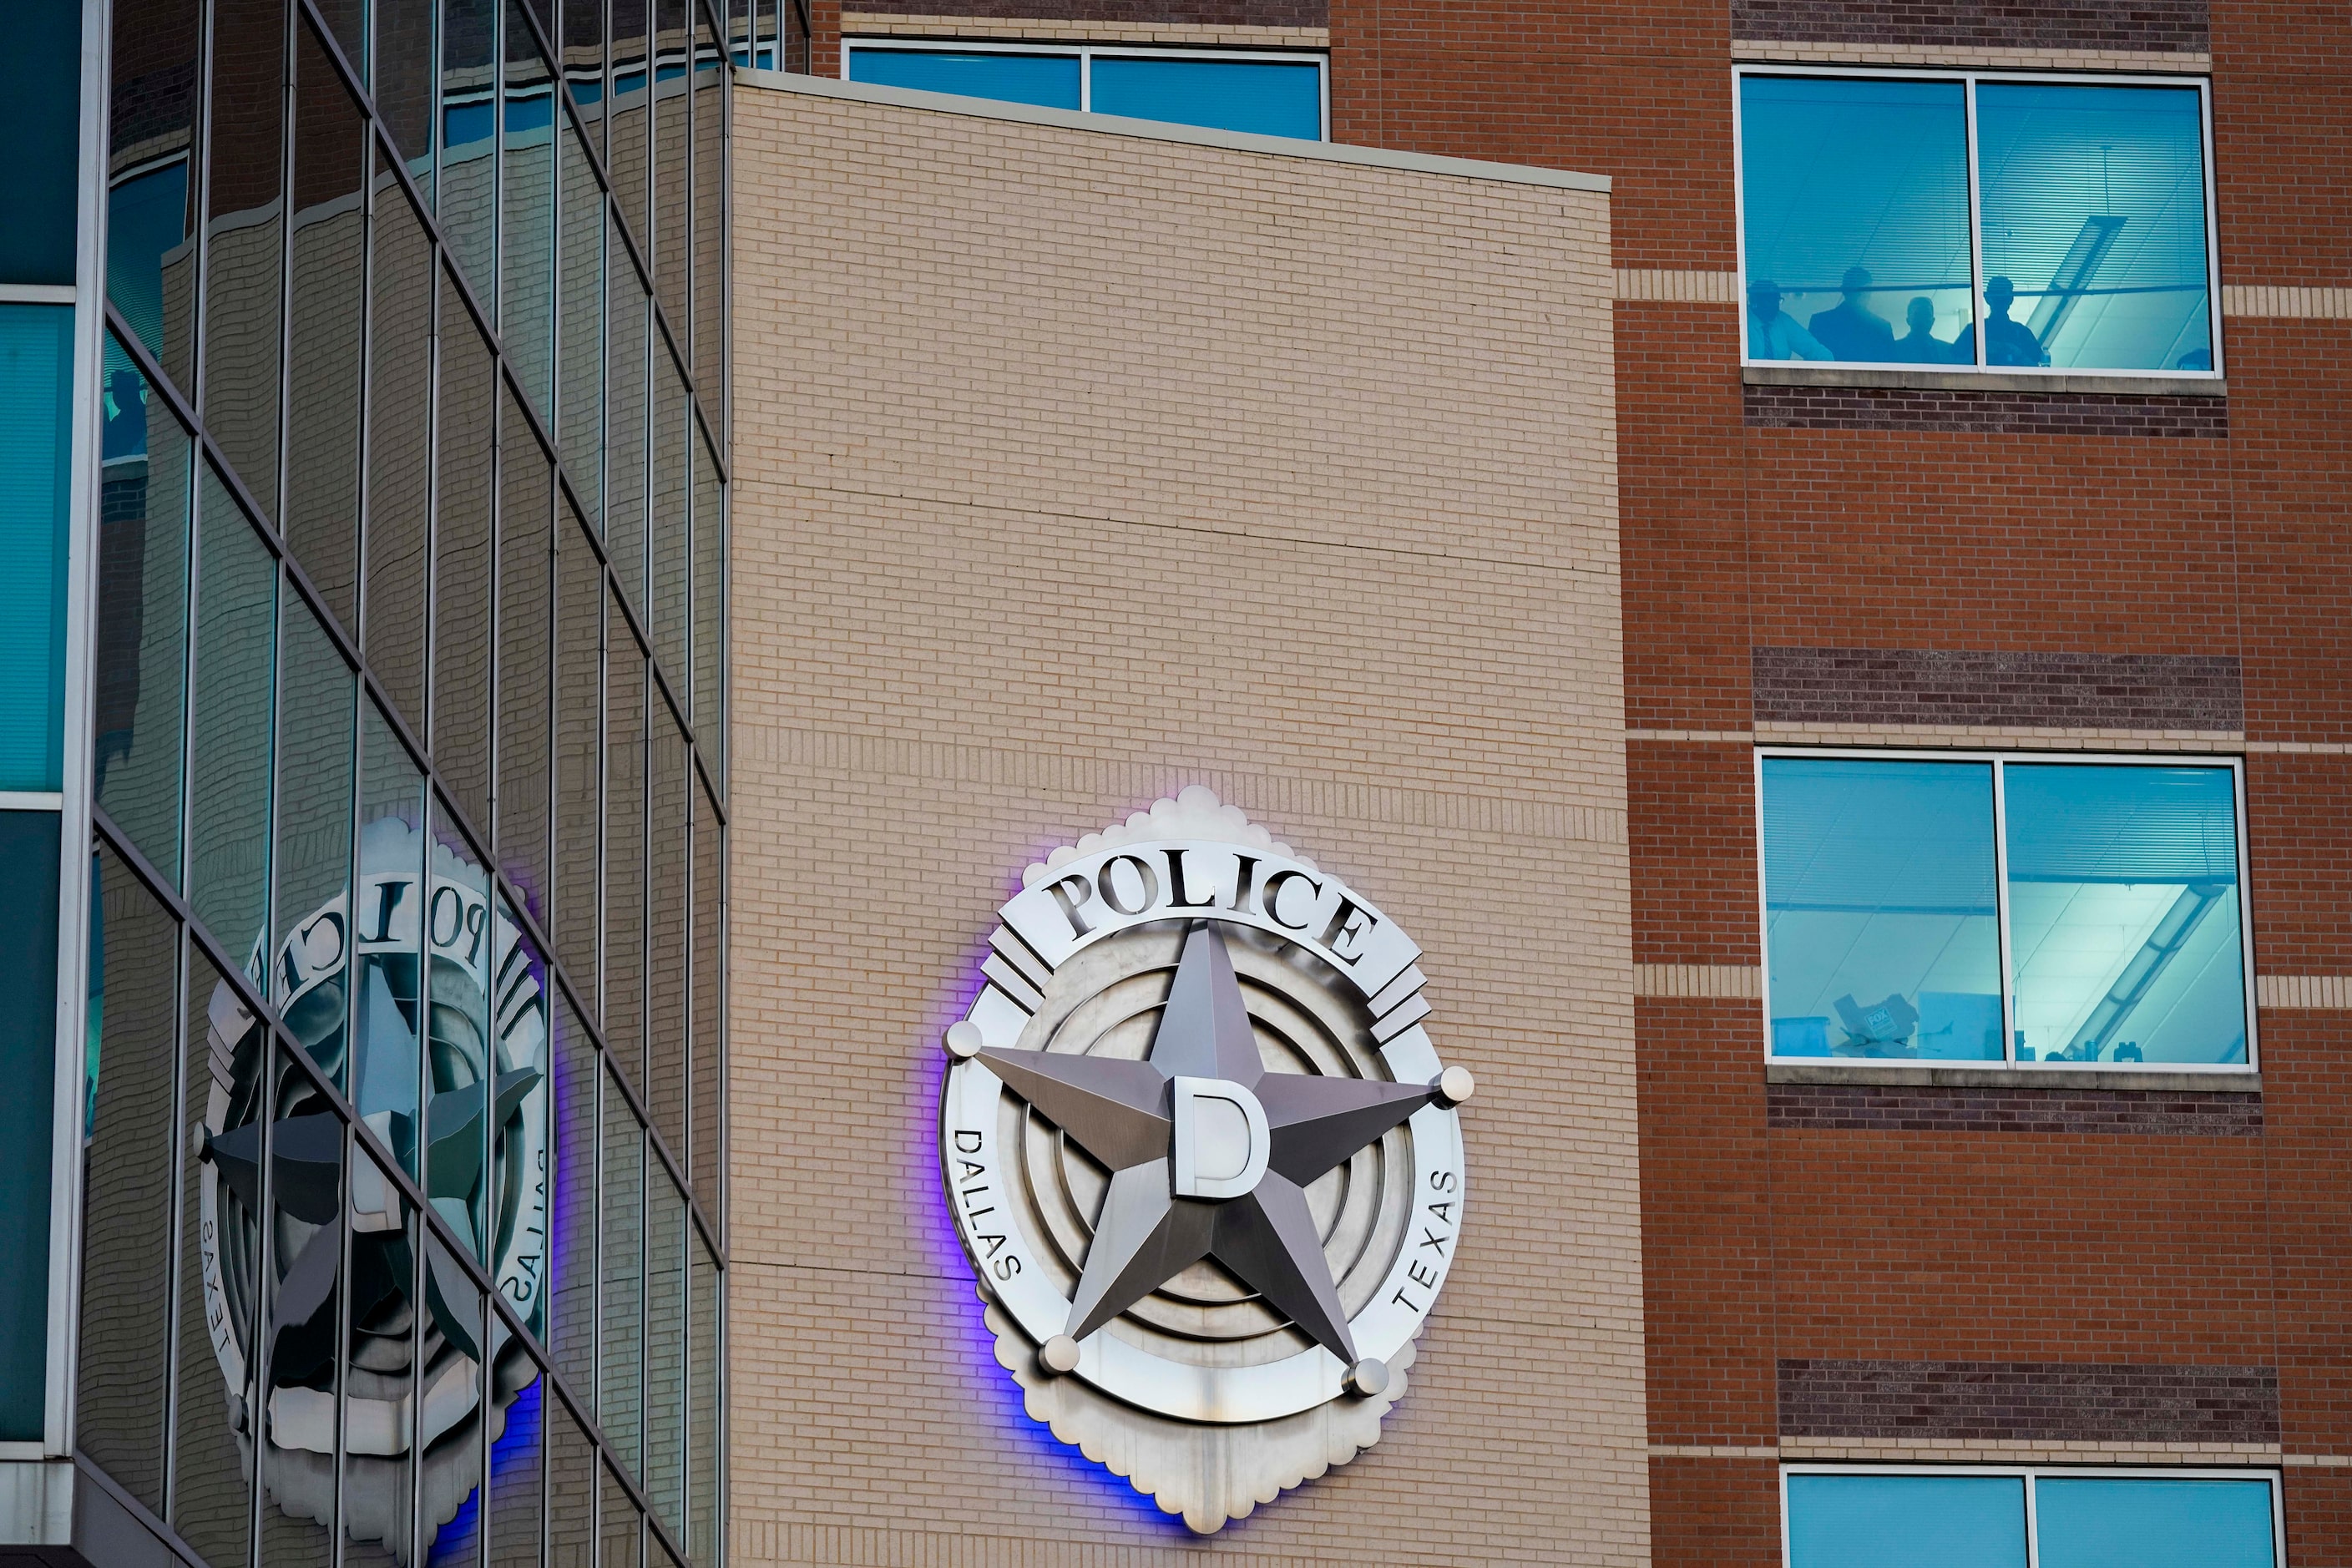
xmin=1730 ymin=0 xmax=2205 ymax=53
xmin=1743 ymin=382 xmax=2228 ymax=438
xmin=1750 ymin=645 xmax=2244 ymax=730
xmin=842 ymin=0 xmax=1324 ymax=22
xmin=1779 ymin=1359 xmax=2279 ymax=1443
xmin=1767 ymin=1081 xmax=2263 ymax=1136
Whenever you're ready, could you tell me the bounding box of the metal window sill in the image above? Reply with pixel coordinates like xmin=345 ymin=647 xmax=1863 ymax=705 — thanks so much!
xmin=1744 ymin=365 xmax=2226 ymax=397
xmin=1767 ymin=1063 xmax=2260 ymax=1093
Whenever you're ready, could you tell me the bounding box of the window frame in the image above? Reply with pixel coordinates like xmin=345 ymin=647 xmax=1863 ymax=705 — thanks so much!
xmin=1730 ymin=63 xmax=2223 ymax=381
xmin=1780 ymin=1464 xmax=2289 ymax=1568
xmin=840 ymin=37 xmax=1332 ymax=141
xmin=1753 ymin=746 xmax=2259 ymax=1074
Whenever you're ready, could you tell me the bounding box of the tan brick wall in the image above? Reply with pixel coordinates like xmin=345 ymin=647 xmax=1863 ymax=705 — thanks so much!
xmin=728 ymin=81 xmax=1644 ymax=1565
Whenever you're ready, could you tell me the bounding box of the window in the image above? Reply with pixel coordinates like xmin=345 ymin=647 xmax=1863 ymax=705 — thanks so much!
xmin=1784 ymin=1469 xmax=2282 ymax=1568
xmin=1736 ymin=69 xmax=2218 ymax=376
xmin=843 ymin=40 xmax=1328 ymax=140
xmin=1759 ymin=752 xmax=2252 ymax=1069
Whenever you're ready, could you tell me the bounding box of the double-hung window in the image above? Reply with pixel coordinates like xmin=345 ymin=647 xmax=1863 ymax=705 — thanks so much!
xmin=1759 ymin=752 xmax=2253 ymax=1070
xmin=1735 ymin=68 xmax=2219 ymax=377
xmin=1784 ymin=1468 xmax=2283 ymax=1567
xmin=843 ymin=40 xmax=1328 ymax=141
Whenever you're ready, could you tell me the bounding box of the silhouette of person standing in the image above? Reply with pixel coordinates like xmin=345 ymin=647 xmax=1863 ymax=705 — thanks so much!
xmin=1808 ymin=266 xmax=1897 ymax=361
xmin=1890 ymin=297 xmax=1954 ymax=363
xmin=1952 ymin=276 xmax=2048 ymax=367
xmin=1746 ymin=279 xmax=1833 ymax=362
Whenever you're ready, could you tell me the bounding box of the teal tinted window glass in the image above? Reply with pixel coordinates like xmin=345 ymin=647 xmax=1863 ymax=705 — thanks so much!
xmin=107 ymin=163 xmax=190 ymax=374
xmin=1976 ymin=84 xmax=2213 ymax=372
xmin=846 ymin=48 xmax=1080 ymax=109
xmin=0 ymin=810 xmax=61 ymax=1440
xmin=0 ymin=0 xmax=82 ymax=285
xmin=1788 ymin=1474 xmax=2027 ymax=1568
xmin=2036 ymin=1478 xmax=2274 ymax=1568
xmin=0 ymin=305 xmax=76 ymax=792
xmin=1090 ymin=57 xmax=1323 ymax=139
xmin=2005 ymin=764 xmax=2246 ymax=1065
xmin=1763 ymin=758 xmax=2002 ymax=1060
xmin=1739 ymin=77 xmax=1974 ymax=365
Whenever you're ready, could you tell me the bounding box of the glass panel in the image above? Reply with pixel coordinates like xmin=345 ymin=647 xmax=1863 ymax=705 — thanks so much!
xmin=0 ymin=0 xmax=82 ymax=286
xmin=610 ymin=0 xmax=652 ymax=241
xmin=203 ymin=0 xmax=287 ymax=520
xmin=427 ymin=802 xmax=497 ymax=1258
xmin=498 ymin=401 xmax=555 ymax=919
xmin=605 ymin=638 xmax=648 ymax=1070
xmin=504 ymin=0 xmax=559 ymax=409
xmin=1786 ymin=1473 xmax=2027 ymax=1567
xmin=488 ymin=898 xmax=554 ymax=1340
xmin=175 ymin=948 xmax=258 ymax=1567
xmin=317 ymin=0 xmax=367 ymax=74
xmin=94 ymin=343 xmax=194 ymax=878
xmin=76 ymin=844 xmax=180 ymax=1511
xmin=188 ymin=472 xmax=278 ymax=957
xmin=601 ymin=1067 xmax=645 ymax=1475
xmin=647 ymin=727 xmax=685 ymax=1155
xmin=488 ymin=1374 xmax=546 ymax=1568
xmin=559 ymin=114 xmax=605 ymax=530
xmin=547 ymin=1391 xmax=596 ymax=1568
xmin=1763 ymin=757 xmax=2002 ymax=1060
xmin=651 ymin=364 xmax=687 ymax=690
xmin=1739 ymin=76 xmax=1975 ymax=366
xmin=549 ymin=988 xmax=599 ymax=1401
xmin=288 ymin=18 xmax=373 ymax=632
xmin=434 ymin=291 xmax=497 ymax=823
xmin=562 ymin=0 xmax=605 ymax=159
xmin=685 ymin=1233 xmax=719 ymax=1564
xmin=381 ymin=0 xmax=441 ymax=181
xmin=689 ymin=783 xmax=719 ymax=1199
xmin=601 ymin=1464 xmax=641 ymax=1568
xmin=845 ymin=48 xmax=1080 ymax=109
xmin=107 ymin=0 xmax=203 ymax=392
xmin=690 ymin=431 xmax=721 ymax=753
xmin=443 ymin=0 xmax=501 ymax=297
xmin=273 ymin=604 xmax=356 ymax=1050
xmin=554 ymin=502 xmax=602 ymax=997
xmin=260 ymin=1053 xmax=346 ymax=1566
xmin=2036 ymin=1477 xmax=2274 ymax=1568
xmin=2006 ymin=763 xmax=2248 ymax=1065
xmin=645 ymin=1177 xmax=685 ymax=1536
xmin=0 ymin=305 xmax=75 ymax=792
xmin=366 ymin=178 xmax=438 ymax=724
xmin=608 ymin=247 xmax=650 ymax=608
xmin=690 ymin=11 xmax=722 ymax=380
xmin=0 ymin=812 xmax=58 ymax=1441
xmin=654 ymin=0 xmax=690 ymax=333
xmin=1090 ymin=57 xmax=1323 ymax=139
xmin=343 ymin=1144 xmax=417 ymax=1568
xmin=358 ymin=700 xmax=429 ymax=1180
xmin=1975 ymin=83 xmax=2213 ymax=373
xmin=420 ymin=1236 xmax=487 ymax=1565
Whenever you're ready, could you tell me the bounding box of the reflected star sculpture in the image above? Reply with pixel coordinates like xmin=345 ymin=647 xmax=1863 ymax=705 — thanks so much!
xmin=974 ymin=922 xmax=1441 ymax=1383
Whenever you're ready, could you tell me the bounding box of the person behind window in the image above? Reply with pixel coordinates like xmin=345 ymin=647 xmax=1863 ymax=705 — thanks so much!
xmin=1746 ymin=278 xmax=1833 ymax=362
xmin=1953 ymin=275 xmax=2048 ymax=367
xmin=1807 ymin=266 xmax=1896 ymax=361
xmin=2176 ymin=348 xmax=2213 ymax=371
xmin=1890 ymin=296 xmax=1956 ymax=363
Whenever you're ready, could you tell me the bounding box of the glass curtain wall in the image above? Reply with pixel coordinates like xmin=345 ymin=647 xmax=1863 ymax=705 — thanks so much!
xmin=83 ymin=0 xmax=727 ymax=1563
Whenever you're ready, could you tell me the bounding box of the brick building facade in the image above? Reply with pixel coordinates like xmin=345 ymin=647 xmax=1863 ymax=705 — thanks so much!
xmin=773 ymin=0 xmax=2345 ymax=1560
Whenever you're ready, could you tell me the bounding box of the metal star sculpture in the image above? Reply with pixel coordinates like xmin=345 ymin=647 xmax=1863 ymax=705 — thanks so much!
xmin=978 ymin=923 xmax=1436 ymax=1367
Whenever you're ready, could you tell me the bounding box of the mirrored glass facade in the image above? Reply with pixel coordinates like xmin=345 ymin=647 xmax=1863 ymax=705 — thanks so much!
xmin=80 ymin=0 xmax=727 ymax=1561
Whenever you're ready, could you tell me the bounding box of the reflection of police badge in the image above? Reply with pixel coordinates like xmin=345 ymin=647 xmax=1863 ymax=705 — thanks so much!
xmin=940 ymin=789 xmax=1474 ymax=1532
xmin=198 ymin=818 xmax=549 ymax=1563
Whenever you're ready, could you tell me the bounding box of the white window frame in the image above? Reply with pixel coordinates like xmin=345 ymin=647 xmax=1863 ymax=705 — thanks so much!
xmin=1780 ymin=1464 xmax=2289 ymax=1568
xmin=1730 ymin=64 xmax=2223 ymax=381
xmin=841 ymin=37 xmax=1331 ymax=141
xmin=1754 ymin=747 xmax=2259 ymax=1074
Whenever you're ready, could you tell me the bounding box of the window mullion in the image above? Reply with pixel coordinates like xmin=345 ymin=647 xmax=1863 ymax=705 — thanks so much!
xmin=2022 ymin=1469 xmax=2042 ymax=1568
xmin=1964 ymin=75 xmax=1987 ymax=367
xmin=1992 ymin=756 xmax=2017 ymax=1063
